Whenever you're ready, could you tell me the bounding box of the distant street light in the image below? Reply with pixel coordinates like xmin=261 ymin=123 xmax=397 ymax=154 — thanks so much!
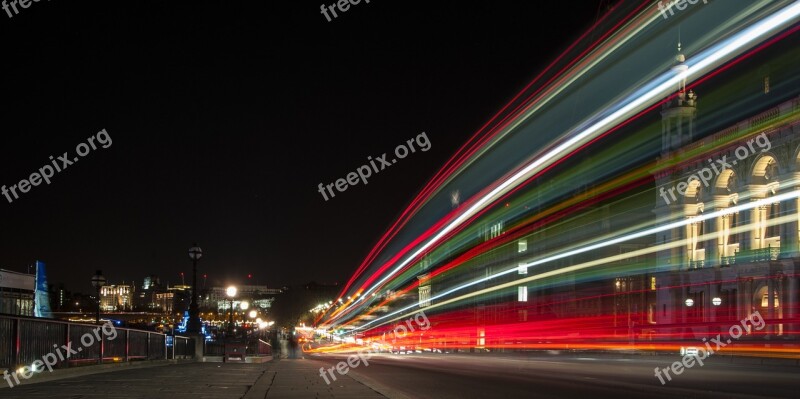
xmin=90 ymin=270 xmax=106 ymax=324
xmin=187 ymin=245 xmax=203 ymax=334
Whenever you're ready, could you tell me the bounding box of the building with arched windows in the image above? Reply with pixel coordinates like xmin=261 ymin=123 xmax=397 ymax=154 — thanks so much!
xmin=652 ymin=47 xmax=799 ymax=339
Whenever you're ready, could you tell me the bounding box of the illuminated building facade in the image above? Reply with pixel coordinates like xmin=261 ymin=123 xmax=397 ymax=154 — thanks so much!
xmin=396 ymin=46 xmax=800 ymax=348
xmin=652 ymin=50 xmax=800 ymax=338
xmin=201 ymin=285 xmax=280 ymax=312
xmin=0 ymin=269 xmax=35 ymax=316
xmin=100 ymin=283 xmax=134 ymax=311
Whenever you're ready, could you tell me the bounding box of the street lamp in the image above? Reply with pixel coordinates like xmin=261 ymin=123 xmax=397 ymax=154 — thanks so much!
xmin=187 ymin=245 xmax=203 ymax=334
xmin=249 ymin=310 xmax=257 ymax=331
xmin=226 ymin=286 xmax=237 ymax=335
xmin=90 ymin=270 xmax=106 ymax=324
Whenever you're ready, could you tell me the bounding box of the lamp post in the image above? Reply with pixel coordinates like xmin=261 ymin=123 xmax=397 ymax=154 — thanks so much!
xmin=226 ymin=286 xmax=237 ymax=336
xmin=90 ymin=270 xmax=106 ymax=324
xmin=187 ymin=245 xmax=203 ymax=334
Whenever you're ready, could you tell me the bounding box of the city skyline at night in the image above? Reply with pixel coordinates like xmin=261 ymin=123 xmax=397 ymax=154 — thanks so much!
xmin=2 ymin=1 xmax=799 ymax=397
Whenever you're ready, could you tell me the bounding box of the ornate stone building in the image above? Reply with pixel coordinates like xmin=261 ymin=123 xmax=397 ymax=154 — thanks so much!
xmin=653 ymin=49 xmax=800 ymax=338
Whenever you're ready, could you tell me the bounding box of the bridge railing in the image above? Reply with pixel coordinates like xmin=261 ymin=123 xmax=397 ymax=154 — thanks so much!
xmin=202 ymin=338 xmax=271 ymax=356
xmin=0 ymin=314 xmax=171 ymax=371
xmin=246 ymin=339 xmax=272 ymax=356
xmin=167 ymin=335 xmax=195 ymax=359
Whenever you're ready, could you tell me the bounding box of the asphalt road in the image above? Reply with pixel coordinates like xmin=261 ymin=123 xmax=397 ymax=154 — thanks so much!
xmin=309 ymin=351 xmax=800 ymax=399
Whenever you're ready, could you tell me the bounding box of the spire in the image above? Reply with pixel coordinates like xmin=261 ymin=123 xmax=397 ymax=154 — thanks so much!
xmin=668 ymin=38 xmax=695 ymax=108
xmin=661 ymin=35 xmax=698 ymax=154
xmin=673 ymin=41 xmax=688 ymax=96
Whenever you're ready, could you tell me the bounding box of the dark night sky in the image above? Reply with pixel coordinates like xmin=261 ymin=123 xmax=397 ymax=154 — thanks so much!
xmin=0 ymin=0 xmax=606 ymax=293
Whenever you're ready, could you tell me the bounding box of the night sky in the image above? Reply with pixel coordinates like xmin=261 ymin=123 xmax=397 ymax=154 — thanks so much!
xmin=0 ymin=0 xmax=604 ymax=293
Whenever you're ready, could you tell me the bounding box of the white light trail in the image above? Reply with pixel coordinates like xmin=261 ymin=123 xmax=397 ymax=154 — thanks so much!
xmin=328 ymin=1 xmax=800 ymax=327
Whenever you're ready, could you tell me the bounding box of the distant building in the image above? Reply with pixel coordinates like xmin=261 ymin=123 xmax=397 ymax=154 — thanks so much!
xmin=142 ymin=275 xmax=161 ymax=290
xmin=100 ymin=283 xmax=134 ymax=311
xmin=132 ymin=275 xmax=167 ymax=312
xmin=201 ymin=285 xmax=281 ymax=312
xmin=0 ymin=269 xmax=35 ymax=316
xmin=155 ymin=291 xmax=175 ymax=314
xmin=168 ymin=284 xmax=191 ymax=315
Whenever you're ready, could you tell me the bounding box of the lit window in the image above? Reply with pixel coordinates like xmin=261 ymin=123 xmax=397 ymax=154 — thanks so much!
xmin=489 ymin=221 xmax=504 ymax=239
xmin=518 ymin=263 xmax=527 ymax=275
xmin=517 ymin=286 xmax=528 ymax=302
xmin=761 ymin=293 xmax=780 ymax=308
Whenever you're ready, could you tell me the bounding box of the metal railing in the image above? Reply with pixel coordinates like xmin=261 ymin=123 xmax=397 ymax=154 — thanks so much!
xmin=0 ymin=314 xmax=171 ymax=370
xmin=204 ymin=341 xmax=226 ymax=356
xmin=203 ymin=339 xmax=271 ymax=357
xmin=246 ymin=339 xmax=272 ymax=356
xmin=721 ymin=255 xmax=736 ymax=266
xmin=168 ymin=335 xmax=195 ymax=360
xmin=688 ymin=260 xmax=705 ymax=269
xmin=738 ymin=247 xmax=781 ymax=263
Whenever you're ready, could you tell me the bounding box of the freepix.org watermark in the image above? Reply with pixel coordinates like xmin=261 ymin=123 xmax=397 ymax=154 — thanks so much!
xmin=658 ymin=0 xmax=710 ymax=20
xmin=317 ymin=132 xmax=431 ymax=202
xmin=319 ymin=0 xmax=371 ymax=22
xmin=659 ymin=132 xmax=770 ymax=205
xmin=2 ymin=0 xmax=49 ymax=19
xmin=386 ymin=310 xmax=430 ymax=340
xmin=653 ymin=310 xmax=766 ymax=385
xmin=2 ymin=129 xmax=112 ymax=205
xmin=319 ymin=310 xmax=430 ymax=385
xmin=3 ymin=321 xmax=118 ymax=388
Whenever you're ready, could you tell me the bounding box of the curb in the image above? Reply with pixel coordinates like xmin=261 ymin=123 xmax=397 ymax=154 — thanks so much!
xmin=347 ymin=366 xmax=412 ymax=399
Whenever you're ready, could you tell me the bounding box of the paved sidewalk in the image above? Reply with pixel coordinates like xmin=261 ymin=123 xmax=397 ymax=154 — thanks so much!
xmin=246 ymin=358 xmax=388 ymax=398
xmin=1 ymin=362 xmax=265 ymax=399
xmin=1 ymin=357 xmax=388 ymax=398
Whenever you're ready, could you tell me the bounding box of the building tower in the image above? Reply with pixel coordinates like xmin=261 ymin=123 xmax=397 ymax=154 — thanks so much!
xmin=653 ymin=44 xmax=700 ymax=326
xmin=660 ymin=43 xmax=698 ymax=155
xmin=654 ymin=43 xmax=699 ymax=273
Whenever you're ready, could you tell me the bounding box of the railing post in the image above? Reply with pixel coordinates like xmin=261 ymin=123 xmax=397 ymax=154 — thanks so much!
xmin=125 ymin=329 xmax=129 ymax=363
xmin=13 ymin=317 xmax=20 ymax=368
xmin=99 ymin=330 xmax=104 ymax=365
xmin=64 ymin=323 xmax=70 ymax=369
xmin=146 ymin=332 xmax=151 ymax=360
